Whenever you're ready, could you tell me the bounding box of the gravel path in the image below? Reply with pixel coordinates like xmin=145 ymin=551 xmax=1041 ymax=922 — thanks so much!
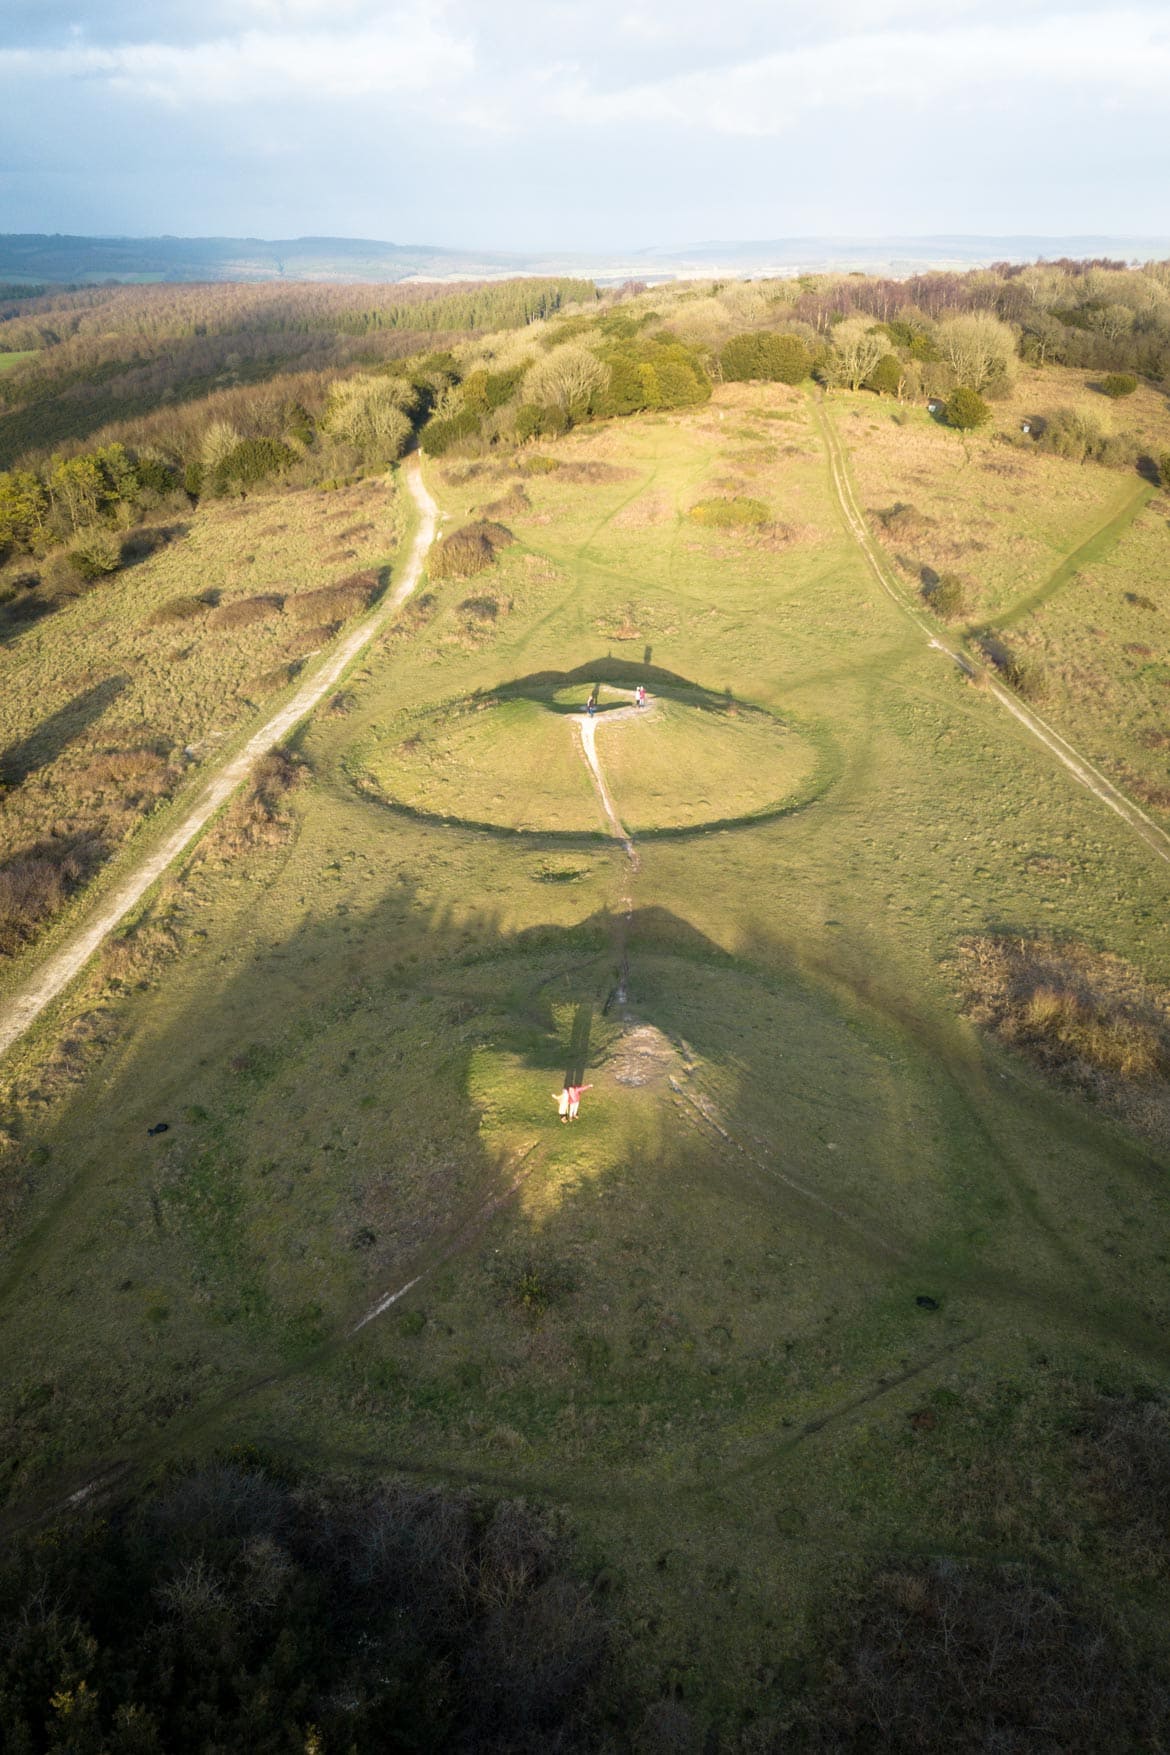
xmin=0 ymin=454 xmax=438 ymax=1066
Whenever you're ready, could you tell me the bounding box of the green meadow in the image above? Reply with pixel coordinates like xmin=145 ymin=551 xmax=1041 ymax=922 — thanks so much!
xmin=2 ymin=379 xmax=1170 ymax=1731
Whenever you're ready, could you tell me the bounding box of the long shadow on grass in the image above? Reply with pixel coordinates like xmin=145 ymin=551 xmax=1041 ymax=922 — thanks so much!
xmin=0 ymin=674 xmax=130 ymax=788
xmin=5 ymin=881 xmax=1170 ymax=1528
xmin=355 ymin=655 xmax=843 ymax=843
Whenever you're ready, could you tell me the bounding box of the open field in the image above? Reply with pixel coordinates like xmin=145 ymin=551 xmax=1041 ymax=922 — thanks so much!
xmin=3 ymin=377 xmax=1170 ymax=1736
xmin=0 ymin=352 xmax=36 ymax=376
xmin=0 ymin=474 xmax=404 ymax=978
xmin=838 ymin=367 xmax=1170 ymax=831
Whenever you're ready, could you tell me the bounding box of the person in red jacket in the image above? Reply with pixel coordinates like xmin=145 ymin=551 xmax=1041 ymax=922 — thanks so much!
xmin=566 ymin=1082 xmax=593 ymax=1120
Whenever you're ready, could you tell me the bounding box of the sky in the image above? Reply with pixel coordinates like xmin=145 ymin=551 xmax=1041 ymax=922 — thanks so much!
xmin=0 ymin=0 xmax=1167 ymax=249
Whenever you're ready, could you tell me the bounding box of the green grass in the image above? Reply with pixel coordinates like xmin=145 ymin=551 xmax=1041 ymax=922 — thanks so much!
xmin=0 ymin=351 xmax=36 ymax=375
xmin=600 ymin=698 xmax=821 ymax=831
xmin=3 ymin=381 xmax=1170 ymax=1731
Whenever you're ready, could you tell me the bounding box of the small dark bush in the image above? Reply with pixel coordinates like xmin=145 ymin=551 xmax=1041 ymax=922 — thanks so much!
xmin=459 ymin=595 xmax=500 ymax=622
xmin=212 ymin=435 xmax=296 ymax=492
xmin=284 ymin=570 xmax=380 ymax=624
xmin=207 ymin=592 xmax=285 ymax=629
xmin=688 ymin=496 xmax=769 ymax=529
xmin=148 ymin=594 xmax=206 ymax=626
xmin=430 ymin=521 xmax=514 ymax=580
xmin=0 ymin=837 xmax=101 ymax=955
xmin=1099 ymin=373 xmax=1138 ymax=398
xmin=420 ymin=407 xmax=482 ymax=456
xmin=923 ymin=572 xmax=969 ymax=619
xmin=875 ymin=502 xmax=933 ymax=540
xmin=945 ymin=386 xmax=991 ymax=430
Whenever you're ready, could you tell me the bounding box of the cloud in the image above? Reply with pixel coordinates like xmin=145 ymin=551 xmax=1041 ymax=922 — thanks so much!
xmin=0 ymin=8 xmax=472 ymax=105
xmin=541 ymin=11 xmax=1170 ymax=135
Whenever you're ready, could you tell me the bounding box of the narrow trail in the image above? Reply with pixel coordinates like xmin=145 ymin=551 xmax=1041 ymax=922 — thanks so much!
xmin=571 ymin=700 xmax=641 ymax=869
xmin=0 ymin=454 xmax=439 ymax=1067
xmin=811 ymin=396 xmax=1170 ymax=869
xmin=994 ymin=474 xmax=1151 ymax=630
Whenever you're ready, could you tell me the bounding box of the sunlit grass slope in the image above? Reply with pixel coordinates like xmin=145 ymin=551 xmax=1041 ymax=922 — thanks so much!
xmin=2 ymin=379 xmax=1170 ymax=1724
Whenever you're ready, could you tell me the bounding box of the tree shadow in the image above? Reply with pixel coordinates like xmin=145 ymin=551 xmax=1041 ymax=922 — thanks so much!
xmin=118 ymin=523 xmax=190 ymax=570
xmin=0 ymin=674 xmax=130 ymax=788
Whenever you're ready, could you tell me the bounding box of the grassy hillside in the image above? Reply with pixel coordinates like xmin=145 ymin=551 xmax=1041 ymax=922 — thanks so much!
xmin=3 ymin=358 xmax=1170 ymax=1743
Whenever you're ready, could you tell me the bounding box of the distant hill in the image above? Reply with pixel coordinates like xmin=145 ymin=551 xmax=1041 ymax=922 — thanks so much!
xmin=1 ymin=232 xmax=1168 ymax=287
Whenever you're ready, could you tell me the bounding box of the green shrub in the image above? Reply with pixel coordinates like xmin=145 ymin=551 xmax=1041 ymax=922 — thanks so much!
xmin=213 ymin=436 xmax=296 ymax=492
xmin=67 ymin=527 xmax=123 ymax=580
xmin=924 ymin=572 xmax=968 ymax=619
xmin=1036 ymin=406 xmax=1136 ymax=468
xmin=720 ymin=331 xmax=812 ymax=384
xmin=945 ymin=386 xmax=991 ymax=430
xmin=1160 ymin=451 xmax=1170 ymax=489
xmin=513 ymin=403 xmax=566 ymax=443
xmin=1099 ymin=372 xmax=1138 ymax=398
xmin=420 ymin=408 xmax=482 ymax=456
xmin=595 ymin=335 xmax=710 ymax=415
xmin=865 ymin=353 xmax=904 ymax=397
xmin=688 ymin=496 xmax=770 ymax=528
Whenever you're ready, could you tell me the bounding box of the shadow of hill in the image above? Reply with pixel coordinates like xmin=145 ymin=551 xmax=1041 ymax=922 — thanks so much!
xmin=486 ymin=656 xmax=749 ymax=716
xmin=0 ymin=674 xmax=130 ymax=788
xmin=7 ymin=873 xmax=1170 ymax=1531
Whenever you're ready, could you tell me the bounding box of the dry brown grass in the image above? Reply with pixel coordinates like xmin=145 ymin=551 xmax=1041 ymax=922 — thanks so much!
xmin=206 ymin=592 xmax=285 ymax=630
xmin=958 ymin=934 xmax=1170 ymax=1140
xmin=206 ymin=747 xmax=309 ymax=859
xmin=1076 ymin=1393 xmax=1170 ymax=1580
xmin=282 ymin=569 xmax=381 ymax=625
xmin=429 ymin=521 xmax=514 ymax=581
xmin=0 ymin=835 xmax=104 ymax=957
xmin=477 ymin=482 xmax=531 ymax=519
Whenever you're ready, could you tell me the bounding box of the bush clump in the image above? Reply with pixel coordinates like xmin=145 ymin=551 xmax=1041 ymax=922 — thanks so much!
xmin=207 ymin=592 xmax=285 ymax=629
xmin=0 ymin=838 xmax=98 ymax=956
xmin=959 ymin=933 xmax=1170 ymax=1092
xmin=944 ymin=386 xmax=991 ymax=430
xmin=801 ymin=1560 xmax=1169 ymax=1752
xmin=687 ymin=496 xmax=770 ymax=528
xmin=1033 ymin=406 xmax=1137 ymax=468
xmin=922 ymin=571 xmax=969 ymax=619
xmin=429 ymin=521 xmax=514 ymax=580
xmin=1099 ymin=372 xmax=1139 ymax=398
xmin=147 ymin=593 xmax=208 ymax=626
xmin=283 ymin=570 xmax=381 ymax=624
xmin=720 ymin=331 xmax=812 ymax=384
xmin=0 ymin=1459 xmax=614 ymax=1753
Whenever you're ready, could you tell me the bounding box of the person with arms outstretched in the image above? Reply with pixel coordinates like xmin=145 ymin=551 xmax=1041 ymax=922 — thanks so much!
xmin=567 ymin=1082 xmax=593 ymax=1120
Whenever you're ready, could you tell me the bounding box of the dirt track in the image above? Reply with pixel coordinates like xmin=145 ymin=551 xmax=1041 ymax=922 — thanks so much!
xmin=811 ymin=396 xmax=1170 ymax=870
xmin=571 ymin=699 xmax=641 ymax=867
xmin=0 ymin=454 xmax=438 ymax=1067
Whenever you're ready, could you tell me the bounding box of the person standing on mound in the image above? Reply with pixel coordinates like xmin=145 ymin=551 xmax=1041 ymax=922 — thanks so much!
xmin=554 ymin=1086 xmax=570 ymax=1123
xmin=635 ymin=685 xmax=646 ymax=709
xmin=567 ymin=1083 xmax=593 ymax=1121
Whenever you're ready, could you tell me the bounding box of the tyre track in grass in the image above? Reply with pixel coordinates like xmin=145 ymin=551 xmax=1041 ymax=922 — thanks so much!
xmin=8 ymin=1138 xmax=546 ymax=1534
xmin=810 ymin=396 xmax=1170 ymax=869
xmin=0 ymin=453 xmax=438 ymax=1068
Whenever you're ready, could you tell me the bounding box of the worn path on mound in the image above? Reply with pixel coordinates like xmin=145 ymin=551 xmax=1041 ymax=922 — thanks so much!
xmin=0 ymin=453 xmax=438 ymax=1066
